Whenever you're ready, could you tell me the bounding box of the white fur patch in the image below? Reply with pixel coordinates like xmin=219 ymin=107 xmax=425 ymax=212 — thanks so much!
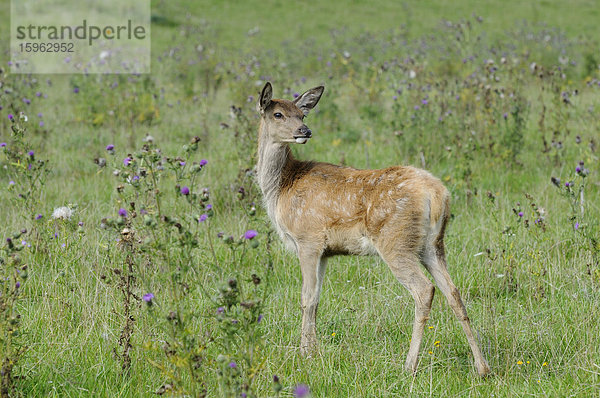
xmin=295 ymin=137 xmax=309 ymax=144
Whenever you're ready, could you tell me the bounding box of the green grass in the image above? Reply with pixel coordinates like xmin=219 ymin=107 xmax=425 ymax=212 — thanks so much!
xmin=1 ymin=0 xmax=600 ymax=396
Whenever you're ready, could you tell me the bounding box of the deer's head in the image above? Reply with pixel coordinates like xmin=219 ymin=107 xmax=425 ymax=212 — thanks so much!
xmin=257 ymin=82 xmax=324 ymax=144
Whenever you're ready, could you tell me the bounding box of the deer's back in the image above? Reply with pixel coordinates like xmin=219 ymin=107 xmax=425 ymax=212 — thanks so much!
xmin=276 ymin=161 xmax=449 ymax=256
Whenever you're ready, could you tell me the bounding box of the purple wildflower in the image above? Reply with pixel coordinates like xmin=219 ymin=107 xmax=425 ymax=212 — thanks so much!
xmin=244 ymin=230 xmax=258 ymax=240
xmin=217 ymin=307 xmax=224 ymax=314
xmin=199 ymin=159 xmax=208 ymax=166
xmin=143 ymin=293 xmax=154 ymax=303
xmin=16 ymin=282 xmax=21 ymax=289
xmin=198 ymin=214 xmax=208 ymax=222
xmin=78 ymin=221 xmax=84 ymax=227
xmin=73 ymin=87 xmax=79 ymax=93
xmin=118 ymin=208 xmax=127 ymax=217
xmin=8 ymin=181 xmax=15 ymax=186
xmin=518 ymin=211 xmax=523 ymax=217
xmin=293 ymin=92 xmax=300 ymax=98
xmin=28 ymin=150 xmax=34 ymax=157
xmin=36 ymin=92 xmax=42 ymax=97
xmin=575 ymin=222 xmax=580 ymax=230
xmin=123 ymin=157 xmax=132 ymax=166
xmin=257 ymin=314 xmax=263 ymax=323
xmin=39 ymin=121 xmax=44 ymax=127
xmin=0 ymin=143 xmax=6 ymax=147
xmin=180 ymin=186 xmax=190 ymax=195
xmin=179 ymin=161 xmax=186 ymax=167
xmin=8 ymin=114 xmax=14 ymax=120
xmin=106 ymin=144 xmax=114 ymax=151
xmin=228 ymin=361 xmax=237 ymax=369
xmin=206 ymin=204 xmax=212 ymax=210
xmin=37 ymin=113 xmax=43 ymax=118
xmin=35 ymin=214 xmax=42 ymax=220
xmin=565 ymin=182 xmax=570 ymax=187
xmin=293 ymin=384 xmax=310 ymax=398
xmin=421 ymin=99 xmax=428 ymax=105
xmin=576 ymin=166 xmax=582 ymax=173
xmin=22 ymin=98 xmax=31 ymax=105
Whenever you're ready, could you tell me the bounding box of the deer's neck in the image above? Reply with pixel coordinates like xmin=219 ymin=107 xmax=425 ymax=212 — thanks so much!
xmin=256 ymin=125 xmax=295 ymax=223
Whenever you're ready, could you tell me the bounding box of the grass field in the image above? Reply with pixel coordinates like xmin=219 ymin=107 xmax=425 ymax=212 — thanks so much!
xmin=1 ymin=1 xmax=600 ymax=396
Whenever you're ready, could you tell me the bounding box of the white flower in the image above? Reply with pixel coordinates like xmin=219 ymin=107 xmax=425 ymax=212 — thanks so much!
xmin=52 ymin=206 xmax=73 ymax=220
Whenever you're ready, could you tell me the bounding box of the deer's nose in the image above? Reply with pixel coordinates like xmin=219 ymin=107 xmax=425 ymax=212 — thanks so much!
xmin=297 ymin=125 xmax=312 ymax=137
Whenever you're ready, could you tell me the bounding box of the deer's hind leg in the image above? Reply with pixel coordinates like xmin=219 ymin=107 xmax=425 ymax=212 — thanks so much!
xmin=380 ymin=249 xmax=435 ymax=374
xmin=421 ymin=240 xmax=491 ymax=376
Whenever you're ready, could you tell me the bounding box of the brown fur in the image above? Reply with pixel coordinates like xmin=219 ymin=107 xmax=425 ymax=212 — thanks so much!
xmin=255 ymin=82 xmax=490 ymax=376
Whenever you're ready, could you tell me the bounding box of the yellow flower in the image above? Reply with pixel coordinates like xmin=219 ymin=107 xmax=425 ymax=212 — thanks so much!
xmin=428 ymin=326 xmax=434 ymax=330
xmin=517 ymin=361 xmax=523 ymax=365
xmin=331 ymin=332 xmax=336 ymax=337
xmin=526 ymin=361 xmax=530 ymax=364
xmin=542 ymin=362 xmax=548 ymax=367
xmin=434 ymin=340 xmax=440 ymax=347
xmin=428 ymin=351 xmax=433 ymax=355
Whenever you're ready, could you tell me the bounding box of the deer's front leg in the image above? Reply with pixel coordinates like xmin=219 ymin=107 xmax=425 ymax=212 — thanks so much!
xmin=299 ymin=250 xmax=327 ymax=356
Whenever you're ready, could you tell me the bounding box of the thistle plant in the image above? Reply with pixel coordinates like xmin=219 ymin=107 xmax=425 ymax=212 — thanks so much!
xmin=552 ymin=161 xmax=599 ymax=280
xmin=0 ymin=229 xmax=29 ymax=397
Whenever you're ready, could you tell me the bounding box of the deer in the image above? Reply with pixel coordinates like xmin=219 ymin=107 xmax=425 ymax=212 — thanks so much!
xmin=255 ymin=82 xmax=491 ymax=376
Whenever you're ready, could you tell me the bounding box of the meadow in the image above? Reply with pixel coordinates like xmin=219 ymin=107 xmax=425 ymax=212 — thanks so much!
xmin=0 ymin=0 xmax=599 ymax=396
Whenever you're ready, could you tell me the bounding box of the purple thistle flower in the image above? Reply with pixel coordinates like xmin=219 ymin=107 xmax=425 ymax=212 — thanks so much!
xmin=199 ymin=159 xmax=208 ymax=166
xmin=414 ymin=105 xmax=420 ymax=111
xmin=565 ymin=182 xmax=570 ymax=187
xmin=293 ymin=384 xmax=310 ymax=398
xmin=518 ymin=211 xmax=523 ymax=217
xmin=576 ymin=166 xmax=582 ymax=173
xmin=36 ymin=92 xmax=42 ymax=97
xmin=0 ymin=143 xmax=6 ymax=147
xmin=15 ymin=282 xmax=20 ymax=289
xmin=179 ymin=161 xmax=186 ymax=167
xmin=575 ymin=222 xmax=580 ymax=230
xmin=118 ymin=208 xmax=127 ymax=217
xmin=78 ymin=221 xmax=84 ymax=227
xmin=143 ymin=293 xmax=154 ymax=303
xmin=180 ymin=186 xmax=190 ymax=195
xmin=8 ymin=114 xmax=14 ymax=120
xmin=35 ymin=214 xmax=42 ymax=220
xmin=8 ymin=181 xmax=15 ymax=186
xmin=421 ymin=99 xmax=428 ymax=105
xmin=106 ymin=144 xmax=114 ymax=151
xmin=217 ymin=307 xmax=224 ymax=314
xmin=123 ymin=157 xmax=132 ymax=166
xmin=293 ymin=92 xmax=300 ymax=98
xmin=206 ymin=204 xmax=212 ymax=210
xmin=198 ymin=214 xmax=208 ymax=222
xmin=39 ymin=121 xmax=44 ymax=127
xmin=37 ymin=113 xmax=43 ymax=117
xmin=28 ymin=150 xmax=34 ymax=157
xmin=503 ymin=112 xmax=508 ymax=119
xmin=257 ymin=314 xmax=263 ymax=323
xmin=23 ymin=98 xmax=31 ymax=105
xmin=73 ymin=87 xmax=80 ymax=93
xmin=228 ymin=361 xmax=237 ymax=369
xmin=244 ymin=230 xmax=258 ymax=240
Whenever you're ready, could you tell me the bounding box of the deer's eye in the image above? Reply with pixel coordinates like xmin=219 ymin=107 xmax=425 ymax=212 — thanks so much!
xmin=274 ymin=112 xmax=283 ymax=119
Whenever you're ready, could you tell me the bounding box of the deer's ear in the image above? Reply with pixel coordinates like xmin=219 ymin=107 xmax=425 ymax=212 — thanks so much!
xmin=257 ymin=82 xmax=273 ymax=114
xmin=294 ymin=86 xmax=324 ymax=116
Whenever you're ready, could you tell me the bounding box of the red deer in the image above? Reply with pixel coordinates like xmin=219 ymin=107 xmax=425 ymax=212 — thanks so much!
xmin=255 ymin=82 xmax=490 ymax=376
